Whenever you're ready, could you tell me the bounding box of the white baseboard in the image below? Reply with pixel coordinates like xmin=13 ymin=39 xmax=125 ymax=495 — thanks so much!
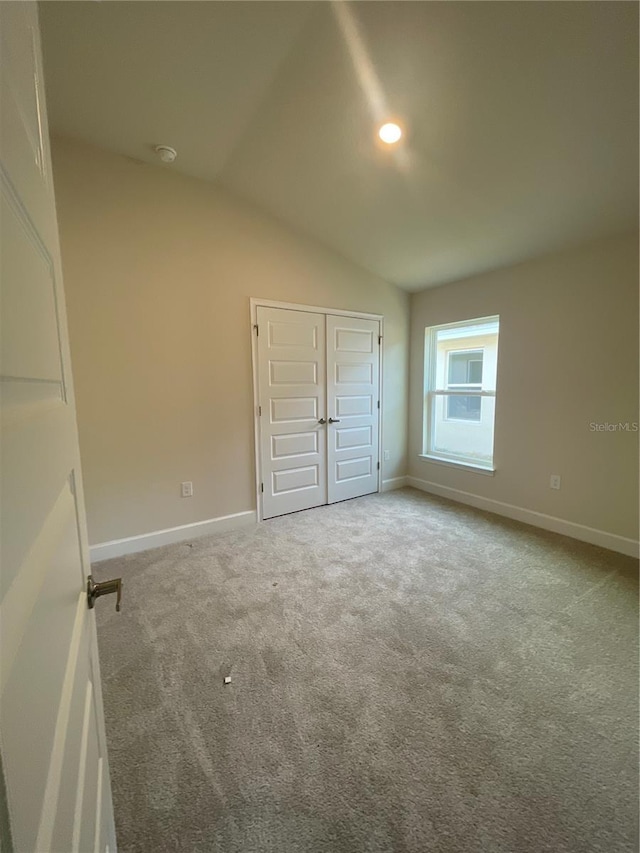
xmin=381 ymin=476 xmax=408 ymax=493
xmin=90 ymin=510 xmax=257 ymax=562
xmin=407 ymin=476 xmax=639 ymax=558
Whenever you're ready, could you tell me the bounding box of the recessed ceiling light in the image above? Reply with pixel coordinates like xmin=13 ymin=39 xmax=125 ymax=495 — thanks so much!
xmin=378 ymin=122 xmax=402 ymax=144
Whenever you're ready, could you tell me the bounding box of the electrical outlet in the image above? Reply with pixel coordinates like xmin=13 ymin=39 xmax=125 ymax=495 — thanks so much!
xmin=550 ymin=474 xmax=561 ymax=490
xmin=383 ymin=450 xmax=391 ymax=461
xmin=181 ymin=481 xmax=193 ymax=498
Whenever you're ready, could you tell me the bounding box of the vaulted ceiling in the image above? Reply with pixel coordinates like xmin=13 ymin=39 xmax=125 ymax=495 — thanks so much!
xmin=40 ymin=1 xmax=638 ymax=291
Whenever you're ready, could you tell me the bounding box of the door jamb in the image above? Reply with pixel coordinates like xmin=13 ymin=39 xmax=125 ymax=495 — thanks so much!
xmin=249 ymin=298 xmax=384 ymax=522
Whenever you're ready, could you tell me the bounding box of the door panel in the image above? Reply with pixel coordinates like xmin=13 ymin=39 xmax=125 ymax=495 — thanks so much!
xmin=269 ymin=360 xmax=317 ymax=384
xmin=336 ymin=456 xmax=372 ymax=480
xmin=0 ymin=3 xmax=116 ymax=851
xmin=0 ymin=1 xmax=55 ymax=250
xmin=51 ymin=649 xmax=93 ymax=848
xmin=335 ymin=395 xmax=372 ymax=418
xmin=273 ymin=464 xmax=319 ymax=494
xmin=257 ymin=307 xmax=327 ymax=519
xmin=327 ymin=315 xmax=380 ymax=503
xmin=336 ymin=362 xmax=373 ymax=384
xmin=270 ymin=396 xmax=318 ymax=422
xmin=1 ymin=194 xmax=64 ymax=382
xmin=271 ymin=431 xmax=318 ymax=458
xmin=336 ymin=425 xmax=373 ymax=450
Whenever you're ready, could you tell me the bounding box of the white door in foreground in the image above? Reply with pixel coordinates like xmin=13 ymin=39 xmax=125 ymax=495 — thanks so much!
xmin=1 ymin=3 xmax=117 ymax=851
xmin=257 ymin=306 xmax=327 ymax=519
xmin=326 ymin=315 xmax=380 ymax=503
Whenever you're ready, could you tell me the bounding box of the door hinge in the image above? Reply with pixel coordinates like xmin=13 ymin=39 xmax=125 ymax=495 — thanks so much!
xmin=377 ymin=400 xmax=380 ymax=409
xmin=254 ymin=324 xmax=259 ymax=336
xmin=261 ymin=483 xmax=264 ymax=493
xmin=258 ymin=405 xmax=262 ymax=416
xmin=378 ymin=334 xmax=382 ymax=345
xmin=377 ymin=461 xmax=380 ymax=470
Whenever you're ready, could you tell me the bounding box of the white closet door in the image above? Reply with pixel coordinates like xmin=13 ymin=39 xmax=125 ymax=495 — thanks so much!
xmin=257 ymin=307 xmax=327 ymax=519
xmin=326 ymin=315 xmax=380 ymax=504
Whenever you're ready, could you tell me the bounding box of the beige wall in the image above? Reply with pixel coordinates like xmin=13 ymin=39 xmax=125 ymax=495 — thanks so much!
xmin=52 ymin=137 xmax=409 ymax=545
xmin=409 ymin=232 xmax=639 ymax=541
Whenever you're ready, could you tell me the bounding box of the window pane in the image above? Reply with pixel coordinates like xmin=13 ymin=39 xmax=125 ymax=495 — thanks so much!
xmin=433 ymin=396 xmax=496 ymax=464
xmin=447 ymin=350 xmax=483 ymax=386
xmin=448 ymin=352 xmax=468 ymax=384
xmin=446 ymin=394 xmax=481 ymax=421
xmin=468 ymin=359 xmax=482 ymax=384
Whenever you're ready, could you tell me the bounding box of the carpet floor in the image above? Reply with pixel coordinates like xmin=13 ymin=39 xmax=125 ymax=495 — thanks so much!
xmin=93 ymin=488 xmax=638 ymax=853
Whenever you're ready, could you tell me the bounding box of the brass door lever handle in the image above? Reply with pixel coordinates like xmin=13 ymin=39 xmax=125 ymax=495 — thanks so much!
xmin=87 ymin=574 xmax=122 ymax=612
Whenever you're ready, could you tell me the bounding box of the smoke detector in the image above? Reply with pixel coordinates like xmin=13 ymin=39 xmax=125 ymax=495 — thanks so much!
xmin=154 ymin=145 xmax=177 ymax=164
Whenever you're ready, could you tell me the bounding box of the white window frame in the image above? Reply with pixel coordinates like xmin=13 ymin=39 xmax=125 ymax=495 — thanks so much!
xmin=422 ymin=316 xmax=499 ymax=472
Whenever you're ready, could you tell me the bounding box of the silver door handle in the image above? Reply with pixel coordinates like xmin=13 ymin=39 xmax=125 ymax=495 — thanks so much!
xmin=328 ymin=418 xmax=341 ymax=424
xmin=318 ymin=418 xmax=326 ymax=425
xmin=87 ymin=574 xmax=122 ymax=612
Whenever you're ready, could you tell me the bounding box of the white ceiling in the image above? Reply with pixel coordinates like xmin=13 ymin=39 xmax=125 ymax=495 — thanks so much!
xmin=40 ymin=1 xmax=638 ymax=292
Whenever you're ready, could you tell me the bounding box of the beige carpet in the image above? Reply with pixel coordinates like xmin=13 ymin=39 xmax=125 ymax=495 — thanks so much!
xmin=94 ymin=488 xmax=638 ymax=853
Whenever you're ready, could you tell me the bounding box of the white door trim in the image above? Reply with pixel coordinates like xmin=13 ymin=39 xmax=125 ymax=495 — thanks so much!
xmin=250 ymin=298 xmax=384 ymax=522
xmin=250 ymin=298 xmax=384 ymax=322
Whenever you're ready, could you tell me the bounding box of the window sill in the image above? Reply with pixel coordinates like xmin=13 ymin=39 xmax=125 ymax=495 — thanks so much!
xmin=418 ymin=454 xmax=495 ymax=476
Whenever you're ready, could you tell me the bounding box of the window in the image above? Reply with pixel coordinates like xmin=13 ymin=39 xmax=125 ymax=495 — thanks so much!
xmin=446 ymin=350 xmax=483 ymax=421
xmin=423 ymin=316 xmax=499 ymax=470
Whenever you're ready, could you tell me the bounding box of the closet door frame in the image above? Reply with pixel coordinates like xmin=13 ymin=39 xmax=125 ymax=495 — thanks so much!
xmin=250 ymin=298 xmax=384 ymax=522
